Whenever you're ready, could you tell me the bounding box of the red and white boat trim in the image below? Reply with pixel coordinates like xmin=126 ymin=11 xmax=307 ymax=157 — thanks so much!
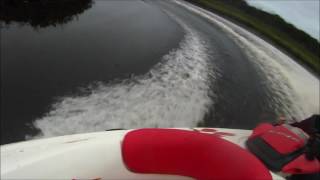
xmin=1 ymin=128 xmax=285 ymax=180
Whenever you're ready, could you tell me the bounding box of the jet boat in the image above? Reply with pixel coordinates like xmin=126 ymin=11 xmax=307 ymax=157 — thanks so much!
xmin=1 ymin=127 xmax=288 ymax=180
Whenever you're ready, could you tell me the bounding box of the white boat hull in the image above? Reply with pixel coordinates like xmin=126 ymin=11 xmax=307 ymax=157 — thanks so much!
xmin=1 ymin=128 xmax=284 ymax=179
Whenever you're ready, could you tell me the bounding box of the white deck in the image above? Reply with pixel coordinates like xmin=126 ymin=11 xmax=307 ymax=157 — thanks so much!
xmin=1 ymin=128 xmax=284 ymax=180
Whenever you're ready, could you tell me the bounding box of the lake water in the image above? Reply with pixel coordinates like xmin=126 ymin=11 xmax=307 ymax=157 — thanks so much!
xmin=1 ymin=0 xmax=183 ymax=144
xmin=1 ymin=0 xmax=318 ymax=144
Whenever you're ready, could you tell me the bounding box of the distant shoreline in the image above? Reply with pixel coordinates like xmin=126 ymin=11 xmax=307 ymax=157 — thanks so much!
xmin=0 ymin=0 xmax=93 ymax=28
xmin=184 ymin=0 xmax=320 ymax=77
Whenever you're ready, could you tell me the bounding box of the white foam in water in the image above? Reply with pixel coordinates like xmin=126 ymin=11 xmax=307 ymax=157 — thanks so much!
xmin=175 ymin=0 xmax=319 ymax=119
xmin=31 ymin=14 xmax=213 ymax=138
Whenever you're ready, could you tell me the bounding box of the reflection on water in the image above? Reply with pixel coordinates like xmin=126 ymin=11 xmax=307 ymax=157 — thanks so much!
xmin=0 ymin=0 xmax=93 ymax=27
xmin=1 ymin=0 xmax=184 ymax=144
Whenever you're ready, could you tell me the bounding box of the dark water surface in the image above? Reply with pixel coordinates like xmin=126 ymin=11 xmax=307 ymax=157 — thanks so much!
xmin=2 ymin=0 xmax=315 ymax=144
xmin=156 ymin=1 xmax=279 ymax=128
xmin=1 ymin=0 xmax=183 ymax=144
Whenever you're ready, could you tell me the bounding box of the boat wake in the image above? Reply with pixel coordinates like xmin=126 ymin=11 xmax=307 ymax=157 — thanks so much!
xmin=174 ymin=0 xmax=319 ymax=119
xmin=30 ymin=13 xmax=213 ymax=138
